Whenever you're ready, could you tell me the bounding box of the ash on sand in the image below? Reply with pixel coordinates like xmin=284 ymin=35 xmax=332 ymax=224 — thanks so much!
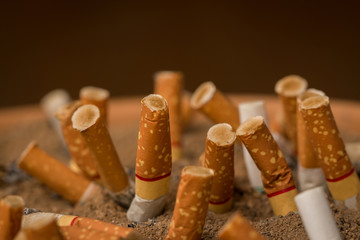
xmin=0 ymin=120 xmax=359 ymax=239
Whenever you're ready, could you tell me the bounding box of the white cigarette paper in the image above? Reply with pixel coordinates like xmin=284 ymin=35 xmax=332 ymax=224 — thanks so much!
xmin=239 ymin=101 xmax=268 ymax=192
xmin=297 ymin=165 xmax=326 ymax=191
xmin=295 ymin=187 xmax=341 ymax=240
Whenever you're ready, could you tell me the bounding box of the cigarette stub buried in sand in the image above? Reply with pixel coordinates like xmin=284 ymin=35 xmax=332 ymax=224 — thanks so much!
xmin=300 ymin=96 xmax=360 ymax=209
xmin=239 ymin=100 xmax=269 ymax=192
xmin=22 ymin=212 xmax=142 ymax=240
xmin=55 ymin=101 xmax=100 ymax=181
xmin=295 ymin=187 xmax=341 ymax=240
xmin=127 ymin=94 xmax=172 ymax=222
xmin=0 ymin=195 xmax=24 ymax=240
xmin=190 ymin=81 xmax=239 ymax=130
xmin=72 ymin=104 xmax=131 ymax=207
xmin=154 ymin=71 xmax=183 ymax=161
xmin=296 ymin=89 xmax=326 ymax=191
xmin=18 ymin=142 xmax=98 ymax=204
xmin=236 ymin=116 xmax=298 ymax=216
xmin=166 ymin=166 xmax=214 ymax=240
xmin=218 ymin=212 xmax=265 ymax=240
xmin=79 ymin=86 xmax=110 ymax=124
xmin=15 ymin=215 xmax=64 ymax=240
xmin=275 ymin=75 xmax=308 ymax=154
xmin=201 ymin=123 xmax=236 ymax=213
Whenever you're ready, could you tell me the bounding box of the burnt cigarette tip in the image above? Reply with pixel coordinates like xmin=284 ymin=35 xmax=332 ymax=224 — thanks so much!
xmin=143 ymin=94 xmax=168 ymax=112
xmin=80 ymin=86 xmax=109 ymax=101
xmin=275 ymin=75 xmax=308 ymax=97
xmin=183 ymin=166 xmax=214 ymax=177
xmin=190 ymin=81 xmax=216 ymax=109
xmin=236 ymin=116 xmax=264 ymax=137
xmin=300 ymin=96 xmax=330 ymax=110
xmin=207 ymin=123 xmax=236 ymax=146
xmin=72 ymin=104 xmax=100 ymax=131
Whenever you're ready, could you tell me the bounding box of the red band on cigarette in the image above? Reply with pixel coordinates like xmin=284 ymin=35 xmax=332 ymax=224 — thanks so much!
xmin=171 ymin=141 xmax=182 ymax=147
xmin=326 ymin=168 xmax=354 ymax=183
xmin=136 ymin=172 xmax=171 ymax=182
xmin=267 ymin=186 xmax=296 ymax=198
xmin=209 ymin=196 xmax=232 ymax=205
xmin=70 ymin=216 xmax=79 ymax=226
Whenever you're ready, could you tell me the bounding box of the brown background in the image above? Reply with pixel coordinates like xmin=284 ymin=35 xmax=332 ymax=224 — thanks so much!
xmin=1 ymin=1 xmax=360 ymax=107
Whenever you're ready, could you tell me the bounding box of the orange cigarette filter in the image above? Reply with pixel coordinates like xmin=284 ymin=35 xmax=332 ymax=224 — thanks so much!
xmin=0 ymin=195 xmax=24 ymax=240
xmin=190 ymin=81 xmax=239 ymax=131
xmin=275 ymin=75 xmax=308 ymax=154
xmin=18 ymin=142 xmax=93 ymax=204
xmin=15 ymin=217 xmax=64 ymax=240
xmin=79 ymin=86 xmax=110 ymax=124
xmin=300 ymin=96 xmax=360 ymax=201
xmin=166 ymin=166 xmax=214 ymax=240
xmin=135 ymin=94 xmax=172 ymax=200
xmin=202 ymin=123 xmax=236 ymax=213
xmin=180 ymin=90 xmax=194 ymax=131
xmin=55 ymin=101 xmax=100 ymax=181
xmin=60 ymin=226 xmax=120 ymax=240
xmin=236 ymin=116 xmax=298 ymax=216
xmin=296 ymin=89 xmax=325 ymax=168
xmin=154 ymin=71 xmax=183 ymax=161
xmin=218 ymin=212 xmax=265 ymax=240
xmin=72 ymin=104 xmax=129 ymax=194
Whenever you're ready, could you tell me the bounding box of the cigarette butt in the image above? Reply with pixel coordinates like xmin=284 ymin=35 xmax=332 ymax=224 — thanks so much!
xmin=295 ymin=187 xmax=341 ymax=240
xmin=300 ymin=96 xmax=360 ymax=207
xmin=296 ymin=89 xmax=326 ymax=190
xmin=60 ymin=226 xmax=120 ymax=240
xmin=199 ymin=152 xmax=205 ymax=167
xmin=15 ymin=215 xmax=64 ymax=240
xmin=180 ymin=90 xmax=194 ymax=131
xmin=128 ymin=94 xmax=172 ymax=221
xmin=166 ymin=166 xmax=214 ymax=240
xmin=218 ymin=212 xmax=265 ymax=240
xmin=203 ymin=123 xmax=236 ymax=213
xmin=154 ymin=71 xmax=183 ymax=161
xmin=239 ymin=100 xmax=269 ymax=192
xmin=190 ymin=81 xmax=239 ymax=130
xmin=236 ymin=116 xmax=298 ymax=216
xmin=22 ymin=212 xmax=141 ymax=239
xmin=275 ymin=75 xmax=308 ymax=154
xmin=72 ymin=104 xmax=129 ymax=194
xmin=0 ymin=195 xmax=24 ymax=240
xmin=55 ymin=101 xmax=100 ymax=181
xmin=18 ymin=142 xmax=95 ymax=204
xmin=134 ymin=94 xmax=172 ymax=200
xmin=40 ymin=89 xmax=71 ymax=145
xmin=79 ymin=86 xmax=110 ymax=124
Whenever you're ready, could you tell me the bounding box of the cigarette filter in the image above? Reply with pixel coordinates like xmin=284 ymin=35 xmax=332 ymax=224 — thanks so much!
xmin=0 ymin=195 xmax=24 ymax=240
xmin=22 ymin=212 xmax=141 ymax=239
xmin=127 ymin=94 xmax=172 ymax=221
xmin=296 ymin=89 xmax=326 ymax=191
xmin=203 ymin=123 xmax=236 ymax=213
xmin=218 ymin=212 xmax=265 ymax=240
xmin=239 ymin=100 xmax=269 ymax=192
xmin=275 ymin=75 xmax=308 ymax=154
xmin=190 ymin=81 xmax=239 ymax=130
xmin=18 ymin=142 xmax=96 ymax=204
xmin=237 ymin=116 xmax=298 ymax=216
xmin=40 ymin=89 xmax=71 ymax=145
xmin=15 ymin=215 xmax=64 ymax=240
xmin=154 ymin=71 xmax=183 ymax=161
xmin=180 ymin=90 xmax=194 ymax=131
xmin=295 ymin=187 xmax=341 ymax=240
xmin=166 ymin=166 xmax=214 ymax=240
xmin=72 ymin=104 xmax=129 ymax=195
xmin=300 ymin=96 xmax=360 ymax=209
xmin=55 ymin=101 xmax=100 ymax=181
xmin=79 ymin=86 xmax=110 ymax=124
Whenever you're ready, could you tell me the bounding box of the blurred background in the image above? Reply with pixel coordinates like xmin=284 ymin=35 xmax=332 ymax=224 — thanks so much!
xmin=1 ymin=1 xmax=360 ymax=107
